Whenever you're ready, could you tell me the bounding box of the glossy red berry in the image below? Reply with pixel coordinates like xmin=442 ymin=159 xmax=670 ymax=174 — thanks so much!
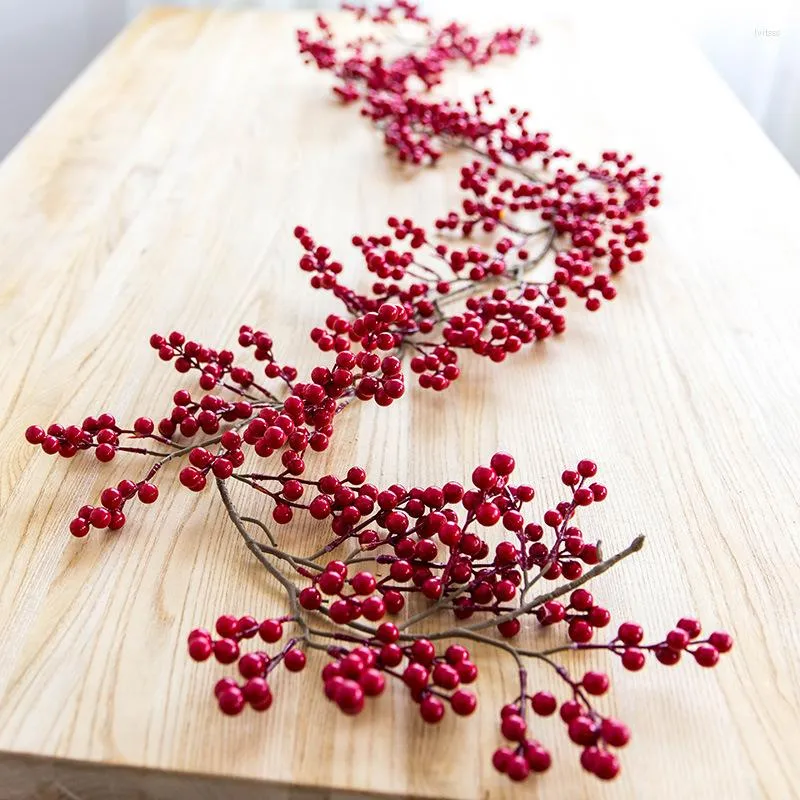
xmin=403 ymin=663 xmax=430 ymax=690
xmin=420 ymin=694 xmax=445 ymax=723
xmin=138 ymin=483 xmax=159 ymax=503
xmin=677 ymin=617 xmax=702 ymax=638
xmin=543 ymin=509 xmax=562 ymax=527
xmin=215 ymin=677 xmax=238 ymax=698
xmin=693 ymin=644 xmax=720 ymax=667
xmin=25 ymin=425 xmax=46 ymax=444
xmin=422 ymin=577 xmax=443 ymax=599
xmin=582 ymin=671 xmax=609 ymax=695
xmin=383 ymin=590 xmax=404 ymax=614
xmin=95 ymin=443 xmax=116 ymax=462
xmin=237 ymin=616 xmax=258 ymax=638
xmin=359 ymin=668 xmax=386 ymax=696
xmin=588 ymin=606 xmax=611 ymax=627
xmin=318 ymin=570 xmax=345 ymax=595
xmin=471 ymin=465 xmax=497 ymax=490
xmin=100 ymin=487 xmax=122 ymax=510
xmin=601 ymin=717 xmax=630 ymax=747
xmin=497 ymin=618 xmax=521 ymax=638
xmin=445 ymin=645 xmax=469 ymax=664
xmin=213 ymin=638 xmax=240 ymax=664
xmin=188 ymin=637 xmax=212 ymax=662
xmin=506 ymin=754 xmax=530 ymax=782
xmin=655 ymin=645 xmax=681 ymax=666
xmin=490 ymin=452 xmax=515 ymax=476
xmin=216 ymin=615 xmax=238 ymax=638
xmin=531 ymin=691 xmax=557 ymax=716
xmin=455 ymin=660 xmax=478 ymax=683
xmin=299 ymin=587 xmax=322 ymax=610
xmin=568 ymin=715 xmax=599 ymax=746
xmin=259 ymin=619 xmax=283 ymax=643
xmin=666 ymin=628 xmax=690 ymax=651
xmin=492 ymin=747 xmax=513 ymax=774
xmin=179 ymin=467 xmax=206 ymax=491
xmin=243 ymin=678 xmax=272 ymax=709
xmin=350 ymin=571 xmax=377 ymax=595
xmin=238 ymin=652 xmax=266 ymax=679
xmin=618 ymin=622 xmax=643 ymax=645
xmin=560 ymin=700 xmax=582 ymax=723
xmin=309 ymin=496 xmax=332 ymax=519
xmin=593 ymin=750 xmax=620 ymax=780
xmin=273 ymin=504 xmax=293 ymax=524
xmin=361 ymin=596 xmax=386 ymax=621
xmin=570 ymin=589 xmax=593 ymax=610
xmin=376 ymin=622 xmax=399 ymax=643
xmin=709 ymin=631 xmax=733 ymax=653
xmin=432 ymin=663 xmax=460 ymax=690
xmin=573 ymin=487 xmax=593 ymax=505
xmin=621 ymin=648 xmax=646 ymax=671
xmin=69 ymin=518 xmax=90 ymax=538
xmin=500 ymin=713 xmax=526 ymax=741
xmin=410 ymin=639 xmax=436 ymax=665
xmin=89 ymin=507 xmax=111 ymax=529
xmin=379 ymin=643 xmax=403 ymax=668
xmin=284 ymin=648 xmax=307 ymax=672
xmin=568 ymin=619 xmax=593 ymax=643
xmin=524 ymin=742 xmax=551 ymax=773
xmin=329 ymin=600 xmax=353 ymax=624
xmin=334 ymin=679 xmax=365 ymax=715
xmin=561 ymin=469 xmax=579 ymax=486
xmin=218 ymin=687 xmax=245 ymax=716
xmin=450 ymin=690 xmax=477 ymax=716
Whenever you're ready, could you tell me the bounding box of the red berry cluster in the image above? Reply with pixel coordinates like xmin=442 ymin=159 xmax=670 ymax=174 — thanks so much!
xmin=489 ymin=607 xmax=733 ymax=787
xmin=612 ymin=617 xmax=734 ymax=671
xmin=298 ymin=6 xmax=535 ymax=164
xmin=27 ymin=397 xmax=733 ymax=783
xmin=237 ymin=325 xmax=298 ymax=387
xmin=157 ymin=390 xmax=254 ymax=441
xmin=493 ymin=699 xmax=553 ymax=782
xmin=320 ymin=637 xmax=477 ymax=722
xmin=188 ymin=615 xmax=306 ymax=715
xmin=322 ymin=647 xmax=385 ymax=715
xmin=555 ymin=692 xmax=629 ymax=782
xmin=152 ymin=331 xmax=260 ymax=395
xmin=181 ymin=454 xmax=730 ymax=786
xmin=182 ymin=430 xmax=246 ymax=491
xmin=67 ymin=480 xmax=159 ymax=538
xmin=29 ymin=303 xmax=414 ymax=532
xmin=26 ymin=413 xmax=130 ymax=463
xmin=304 ymin=560 xmax=394 ymax=622
xmin=293 ymin=157 xmax=658 ymax=387
xmin=294 ymin=3 xmax=659 ymax=393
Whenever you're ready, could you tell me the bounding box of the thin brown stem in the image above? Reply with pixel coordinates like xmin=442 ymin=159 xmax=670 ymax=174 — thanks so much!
xmin=463 ymin=535 xmax=644 ymax=633
xmin=240 ymin=515 xmax=278 ymax=547
xmin=215 ymin=478 xmax=307 ymax=635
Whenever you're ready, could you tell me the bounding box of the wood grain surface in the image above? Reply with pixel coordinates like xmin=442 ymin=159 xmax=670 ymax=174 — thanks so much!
xmin=0 ymin=6 xmax=799 ymax=799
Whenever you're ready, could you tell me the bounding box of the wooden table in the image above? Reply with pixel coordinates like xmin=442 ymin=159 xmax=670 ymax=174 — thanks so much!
xmin=1 ymin=6 xmax=799 ymax=799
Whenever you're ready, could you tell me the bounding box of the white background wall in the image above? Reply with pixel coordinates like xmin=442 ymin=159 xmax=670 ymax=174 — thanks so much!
xmin=0 ymin=0 xmax=798 ymax=171
xmin=0 ymin=0 xmax=126 ymax=155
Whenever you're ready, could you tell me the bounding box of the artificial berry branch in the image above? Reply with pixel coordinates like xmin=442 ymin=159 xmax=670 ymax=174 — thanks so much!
xmin=21 ymin=1 xmax=730 ymax=789
xmin=295 ymin=5 xmax=660 ymax=390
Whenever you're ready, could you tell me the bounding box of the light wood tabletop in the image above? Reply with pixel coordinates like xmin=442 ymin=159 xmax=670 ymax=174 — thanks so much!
xmin=1 ymin=6 xmax=799 ymax=800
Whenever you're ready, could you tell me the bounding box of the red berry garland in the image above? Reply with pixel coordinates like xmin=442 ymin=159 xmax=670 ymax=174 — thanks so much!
xmin=179 ymin=455 xmax=731 ymax=786
xmin=21 ymin=1 xmax=730 ymax=788
xmin=296 ymin=5 xmax=660 ymax=387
